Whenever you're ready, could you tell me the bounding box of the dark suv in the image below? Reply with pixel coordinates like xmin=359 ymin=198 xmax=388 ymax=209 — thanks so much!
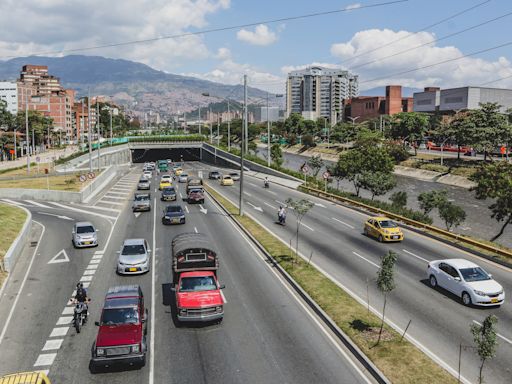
xmin=91 ymin=285 xmax=148 ymax=370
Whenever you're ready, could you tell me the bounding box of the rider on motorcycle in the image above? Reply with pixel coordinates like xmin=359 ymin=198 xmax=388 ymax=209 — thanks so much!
xmin=278 ymin=206 xmax=286 ymax=224
xmin=264 ymin=177 xmax=269 ymax=188
xmin=74 ymin=282 xmax=89 ymax=322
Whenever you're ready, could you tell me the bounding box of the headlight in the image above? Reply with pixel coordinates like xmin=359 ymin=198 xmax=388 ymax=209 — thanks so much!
xmin=474 ymin=290 xmax=486 ymax=296
xmin=132 ymin=344 xmax=140 ymax=353
xmin=164 ymin=216 xmax=170 ymax=219
xmin=96 ymin=348 xmax=105 ymax=356
xmin=498 ymin=290 xmax=504 ymax=295
xmin=180 ymin=216 xmax=185 ymax=220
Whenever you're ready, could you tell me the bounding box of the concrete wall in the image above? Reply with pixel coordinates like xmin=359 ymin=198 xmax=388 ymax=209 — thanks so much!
xmin=2 ymin=206 xmax=32 ymax=273
xmin=57 ymin=144 xmax=131 ymax=172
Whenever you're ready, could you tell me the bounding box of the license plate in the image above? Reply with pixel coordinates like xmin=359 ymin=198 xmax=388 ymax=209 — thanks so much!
xmin=491 ymin=298 xmax=498 ymax=303
xmin=392 ymin=236 xmax=399 ymax=239
xmin=172 ymin=218 xmax=180 ymax=223
xmin=128 ymin=267 xmax=138 ymax=272
xmin=85 ymin=241 xmax=91 ymax=245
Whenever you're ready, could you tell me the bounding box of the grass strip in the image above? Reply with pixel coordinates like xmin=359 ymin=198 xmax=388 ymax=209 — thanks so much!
xmin=0 ymin=171 xmax=99 ymax=192
xmin=0 ymin=203 xmax=27 ymax=287
xmin=205 ymin=185 xmax=457 ymax=384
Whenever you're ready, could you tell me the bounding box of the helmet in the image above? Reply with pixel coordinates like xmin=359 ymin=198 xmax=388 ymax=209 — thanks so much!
xmin=76 ymin=282 xmax=83 ymax=289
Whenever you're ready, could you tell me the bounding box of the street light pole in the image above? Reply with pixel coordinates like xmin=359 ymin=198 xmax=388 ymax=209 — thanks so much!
xmin=109 ymin=108 xmax=113 ymax=146
xmin=87 ymin=89 xmax=92 ymax=172
xmin=227 ymin=99 xmax=231 ymax=151
xmin=25 ymin=93 xmax=30 ymax=173
xmin=267 ymin=92 xmax=271 ymax=167
xmin=198 ymin=107 xmax=201 ymax=135
xmin=81 ymin=100 xmax=85 ymax=150
xmin=240 ymin=74 xmax=247 ymax=216
xmin=348 ymin=116 xmax=360 ymax=125
xmin=13 ymin=129 xmax=16 ymax=160
xmin=96 ymin=101 xmax=101 ymax=170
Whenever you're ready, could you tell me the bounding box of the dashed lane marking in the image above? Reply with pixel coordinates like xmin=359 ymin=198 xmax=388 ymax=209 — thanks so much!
xmin=194 ymin=227 xmax=198 ymax=233
xmin=1 ymin=198 xmax=29 ymax=206
xmin=267 ymin=190 xmax=277 ymax=196
xmin=264 ymin=202 xmax=277 ymax=210
xmin=184 ymin=205 xmax=189 ymax=213
xmin=332 ymin=217 xmax=355 ymax=229
xmin=97 ymin=200 xmax=124 ymax=206
xmin=25 ymin=200 xmax=52 ymax=208
xmin=402 ymin=249 xmax=430 ymax=263
xmin=83 ymin=270 xmax=95 ymax=276
xmin=49 ymin=327 xmax=69 ymax=338
xmin=243 ymin=191 xmax=252 ymax=197
xmin=89 ymin=259 xmax=101 ymax=264
xmin=34 ymin=353 xmax=57 ymax=367
xmin=80 ymin=275 xmax=93 ymax=282
xmin=56 ymin=316 xmax=73 ymax=325
xmin=86 ymin=264 xmax=99 ymax=270
xmin=62 ymin=307 xmax=75 ymax=315
xmin=352 ymin=251 xmax=380 ymax=268
xmin=220 ymin=290 xmax=228 ymax=304
xmin=42 ymin=339 xmax=63 ymax=351
xmin=300 ymin=222 xmax=314 ymax=231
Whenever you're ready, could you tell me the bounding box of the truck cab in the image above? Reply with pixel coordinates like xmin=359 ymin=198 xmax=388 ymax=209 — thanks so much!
xmin=91 ymin=285 xmax=148 ymax=370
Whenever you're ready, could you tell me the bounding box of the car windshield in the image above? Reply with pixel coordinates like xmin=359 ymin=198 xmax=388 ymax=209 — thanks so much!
xmin=77 ymin=225 xmax=94 ymax=234
xmin=101 ymin=308 xmax=139 ymax=325
xmin=229 ymin=173 xmax=238 ymax=176
xmin=189 ymin=189 xmax=202 ymax=194
xmin=166 ymin=206 xmax=182 ymax=213
xmin=459 ymin=267 xmax=491 ymax=282
xmin=134 ymin=195 xmax=149 ymax=201
xmin=163 ymin=188 xmax=175 ymax=194
xmin=181 ymin=174 xmax=188 ymax=177
xmin=139 ymin=179 xmax=149 ymax=183
xmin=122 ymin=244 xmax=145 ymax=255
xmin=179 ymin=276 xmax=217 ymax=292
xmin=378 ymin=220 xmax=398 ymax=228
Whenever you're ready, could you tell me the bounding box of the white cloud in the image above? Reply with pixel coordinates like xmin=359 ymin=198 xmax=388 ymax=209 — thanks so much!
xmin=237 ymin=24 xmax=277 ymax=46
xmin=330 ymin=28 xmax=512 ymax=90
xmin=215 ymin=47 xmax=232 ymax=60
xmin=0 ymin=0 xmax=230 ymax=72
xmin=346 ymin=3 xmax=362 ymax=10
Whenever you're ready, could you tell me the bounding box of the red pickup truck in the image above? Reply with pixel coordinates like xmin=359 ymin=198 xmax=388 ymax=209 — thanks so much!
xmin=91 ymin=285 xmax=148 ymax=371
xmin=171 ymin=233 xmax=224 ymax=323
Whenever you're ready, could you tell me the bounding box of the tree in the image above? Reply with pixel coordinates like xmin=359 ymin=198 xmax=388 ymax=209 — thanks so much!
xmin=470 ymin=315 xmax=498 ymax=384
xmin=389 ymin=112 xmax=430 ymax=155
xmin=284 ymin=113 xmax=304 ymax=136
xmin=270 ymin=143 xmax=283 ymax=167
xmin=470 ymin=162 xmax=512 ymax=241
xmin=375 ymin=250 xmax=398 ymax=346
xmin=390 ymin=191 xmax=407 ymax=209
xmin=359 ymin=171 xmax=396 ymax=200
xmin=433 ymin=111 xmax=474 ymax=160
xmin=331 ymin=122 xmax=359 ymax=143
xmin=307 ymin=154 xmax=324 ymax=177
xmin=285 ymin=198 xmax=314 ymax=262
xmin=354 ymin=128 xmax=383 ymax=149
xmin=302 ymin=134 xmax=315 ymax=148
xmin=438 ymin=202 xmax=466 ymax=231
xmin=302 ymin=119 xmax=317 ymax=136
xmin=417 ymin=190 xmax=448 ymax=215
xmin=470 ymin=102 xmax=507 ymax=160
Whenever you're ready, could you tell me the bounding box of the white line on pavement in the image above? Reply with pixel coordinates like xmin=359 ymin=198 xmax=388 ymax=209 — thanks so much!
xmin=25 ymin=200 xmax=52 ymax=208
xmin=267 ymin=190 xmax=277 ymax=195
xmin=81 ymin=205 xmax=120 ymax=213
xmin=149 ymin=197 xmax=157 ymax=384
xmin=34 ymin=353 xmax=57 ymax=367
xmin=184 ymin=205 xmax=189 ymax=213
xmin=62 ymin=307 xmax=75 ymax=315
xmin=332 ymin=217 xmax=355 ymax=229
xmin=56 ymin=316 xmax=73 ymax=325
xmin=352 ymin=251 xmax=380 ymax=268
xmin=243 ymin=191 xmax=252 ymax=197
xmin=1 ymin=198 xmax=28 ymax=206
xmin=50 ymin=202 xmax=117 ymax=220
xmin=0 ymin=222 xmax=45 ymax=346
xmin=86 ymin=264 xmax=99 ymax=270
xmin=300 ymin=222 xmax=314 ymax=231
xmin=97 ymin=201 xmax=124 ymax=206
xmin=402 ymin=249 xmax=430 ymax=263
xmin=89 ymin=259 xmax=101 ymax=264
xmin=264 ymin=202 xmax=277 ymax=210
xmin=42 ymin=339 xmax=63 ymax=351
xmin=249 ymin=183 xmax=258 ymax=187
xmin=92 ymin=254 xmax=103 ymax=260
xmin=49 ymin=327 xmax=69 ymax=338
xmin=194 ymin=227 xmax=198 ymax=233
xmin=83 ymin=270 xmax=95 ymax=276
xmin=472 ymin=320 xmax=512 ymax=345
xmin=80 ymin=275 xmax=93 ymax=282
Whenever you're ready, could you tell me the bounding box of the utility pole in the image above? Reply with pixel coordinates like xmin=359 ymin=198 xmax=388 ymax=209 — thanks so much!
xmin=267 ymin=92 xmax=271 ymax=167
xmin=217 ymin=114 xmax=220 ymax=146
xmin=13 ymin=129 xmax=17 ymax=160
xmin=227 ymin=99 xmax=231 ymax=151
xmin=209 ymin=108 xmax=213 ymax=143
xmin=198 ymin=107 xmax=201 ymax=135
xmin=81 ymin=101 xmax=85 ymax=149
xmin=109 ymin=107 xmax=113 ymax=146
xmin=32 ymin=128 xmax=35 ymax=155
xmin=96 ymin=101 xmax=101 ymax=170
xmin=25 ymin=93 xmax=30 ymax=173
xmin=240 ymin=75 xmax=247 ymax=216
xmin=87 ymin=90 xmax=92 ymax=172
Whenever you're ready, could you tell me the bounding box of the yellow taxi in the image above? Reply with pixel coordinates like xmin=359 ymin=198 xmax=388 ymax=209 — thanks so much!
xmin=0 ymin=371 xmax=51 ymax=384
xmin=159 ymin=180 xmax=172 ymax=190
xmin=363 ymin=216 xmax=404 ymax=242
xmin=174 ymin=168 xmax=183 ymax=176
xmin=220 ymin=175 xmax=234 ymax=186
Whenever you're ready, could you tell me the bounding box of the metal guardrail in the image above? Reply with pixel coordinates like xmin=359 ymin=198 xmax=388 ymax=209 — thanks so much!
xmin=302 ymin=186 xmax=512 ymax=260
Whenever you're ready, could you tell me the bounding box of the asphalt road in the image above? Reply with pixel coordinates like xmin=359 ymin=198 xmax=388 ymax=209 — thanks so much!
xmin=0 ymin=166 xmax=371 ymax=383
xmin=198 ymin=161 xmax=512 ymax=384
xmin=254 ymin=149 xmax=511 ymax=249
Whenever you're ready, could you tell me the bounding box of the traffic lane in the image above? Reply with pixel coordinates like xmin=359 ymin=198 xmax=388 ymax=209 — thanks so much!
xmin=205 ymin=178 xmax=512 ymax=383
xmin=152 ymin=187 xmax=370 ymax=384
xmin=0 ymin=210 xmax=112 ymax=377
xmin=48 ymin=205 xmax=152 ymax=384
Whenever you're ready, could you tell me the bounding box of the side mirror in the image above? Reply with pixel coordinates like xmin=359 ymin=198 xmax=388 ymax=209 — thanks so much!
xmin=220 ymin=284 xmax=226 ymax=289
xmin=94 ymin=321 xmax=100 ymax=326
xmin=488 ymin=274 xmax=493 ymax=278
xmin=454 ymin=277 xmax=461 ymax=282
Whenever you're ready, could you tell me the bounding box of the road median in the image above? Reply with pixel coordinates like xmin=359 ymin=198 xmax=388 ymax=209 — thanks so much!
xmin=205 ymin=184 xmax=458 ymax=384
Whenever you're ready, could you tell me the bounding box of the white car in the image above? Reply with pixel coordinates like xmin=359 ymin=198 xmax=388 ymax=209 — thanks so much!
xmin=160 ymin=174 xmax=172 ymax=183
xmin=427 ymin=259 xmax=504 ymax=306
xmin=143 ymin=170 xmax=152 ymax=179
xmin=178 ymin=173 xmax=188 ymax=183
xmin=117 ymin=238 xmax=151 ymax=275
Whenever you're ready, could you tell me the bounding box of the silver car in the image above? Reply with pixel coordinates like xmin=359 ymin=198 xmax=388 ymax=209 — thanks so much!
xmin=72 ymin=221 xmax=98 ymax=248
xmin=117 ymin=239 xmax=151 ymax=275
xmin=138 ymin=178 xmax=151 ymax=190
xmin=132 ymin=193 xmax=151 ymax=212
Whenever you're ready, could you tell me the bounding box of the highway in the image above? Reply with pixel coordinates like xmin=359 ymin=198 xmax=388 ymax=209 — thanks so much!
xmin=195 ymin=161 xmax=512 ymax=384
xmin=0 ymin=165 xmax=372 ymax=383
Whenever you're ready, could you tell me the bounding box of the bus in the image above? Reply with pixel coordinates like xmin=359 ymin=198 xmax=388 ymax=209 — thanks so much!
xmin=158 ymin=159 xmax=168 ymax=172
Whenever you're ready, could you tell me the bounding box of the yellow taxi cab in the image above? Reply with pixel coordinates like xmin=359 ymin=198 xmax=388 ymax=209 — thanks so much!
xmin=0 ymin=371 xmax=51 ymax=384
xmin=174 ymin=168 xmax=183 ymax=176
xmin=220 ymin=175 xmax=234 ymax=186
xmin=363 ymin=216 xmax=404 ymax=242
xmin=159 ymin=180 xmax=172 ymax=190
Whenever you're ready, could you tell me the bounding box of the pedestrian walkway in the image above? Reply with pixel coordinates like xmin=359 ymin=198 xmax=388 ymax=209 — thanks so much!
xmin=0 ymin=146 xmax=79 ymax=171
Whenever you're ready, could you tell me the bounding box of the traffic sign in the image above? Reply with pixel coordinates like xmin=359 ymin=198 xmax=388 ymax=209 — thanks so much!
xmin=87 ymin=172 xmax=96 ymax=179
xmin=301 ymin=165 xmax=309 ymax=174
xmin=79 ymin=175 xmax=87 ymax=182
xmin=323 ymin=171 xmax=330 ymax=180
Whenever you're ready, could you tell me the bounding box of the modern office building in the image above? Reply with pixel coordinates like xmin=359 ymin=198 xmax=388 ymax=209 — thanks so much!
xmin=0 ymin=81 xmax=19 ymax=115
xmin=413 ymin=86 xmax=512 ymax=113
xmin=255 ymin=106 xmax=280 ymax=122
xmin=286 ymin=66 xmax=359 ymax=123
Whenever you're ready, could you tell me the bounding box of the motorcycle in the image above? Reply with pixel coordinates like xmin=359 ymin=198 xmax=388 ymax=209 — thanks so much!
xmin=277 ymin=212 xmax=286 ymax=225
xmin=73 ymin=300 xmax=89 ymax=333
xmin=264 ymin=180 xmax=269 ymax=189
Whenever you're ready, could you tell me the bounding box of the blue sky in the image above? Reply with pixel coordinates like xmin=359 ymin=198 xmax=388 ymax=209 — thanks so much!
xmin=0 ymin=0 xmax=511 ymax=93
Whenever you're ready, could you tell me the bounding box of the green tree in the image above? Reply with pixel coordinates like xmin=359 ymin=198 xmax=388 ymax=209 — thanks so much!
xmin=417 ymin=190 xmax=448 ymax=215
xmin=471 ymin=315 xmax=498 ymax=384
xmin=331 ymin=122 xmax=358 ymax=143
xmin=302 ymin=134 xmax=315 ymax=148
xmin=359 ymin=171 xmax=396 ymax=200
xmin=389 ymin=112 xmax=430 ymax=155
xmin=354 ymin=128 xmax=383 ymax=149
xmin=470 ymin=102 xmax=507 ymax=160
xmin=284 ymin=113 xmax=304 ymax=136
xmin=383 ymin=141 xmax=410 ymax=163
xmin=390 ymin=191 xmax=407 ymax=209
xmin=285 ymin=198 xmax=315 ymax=262
xmin=433 ymin=111 xmax=475 ymax=160
xmin=303 ymin=119 xmax=317 ymax=136
xmin=270 ymin=143 xmax=283 ymax=167
xmin=470 ymin=162 xmax=512 ymax=241
xmin=307 ymin=154 xmax=324 ymax=177
xmin=375 ymin=250 xmax=398 ymax=346
xmin=438 ymin=202 xmax=466 ymax=231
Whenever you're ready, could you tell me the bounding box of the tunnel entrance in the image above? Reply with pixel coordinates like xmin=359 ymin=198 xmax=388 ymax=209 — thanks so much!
xmin=131 ymin=148 xmax=201 ymax=163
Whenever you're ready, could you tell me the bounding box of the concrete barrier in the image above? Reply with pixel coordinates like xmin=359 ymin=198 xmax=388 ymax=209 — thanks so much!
xmin=56 ymin=144 xmax=131 ymax=172
xmin=2 ymin=205 xmax=32 ymax=273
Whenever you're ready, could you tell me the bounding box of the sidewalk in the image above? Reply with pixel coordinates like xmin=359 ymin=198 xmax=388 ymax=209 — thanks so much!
xmin=0 ymin=146 xmax=79 ymax=171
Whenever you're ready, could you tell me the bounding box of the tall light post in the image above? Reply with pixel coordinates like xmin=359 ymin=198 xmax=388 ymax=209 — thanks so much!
xmin=79 ymin=97 xmax=86 ymax=150
xmin=348 ymin=116 xmax=360 ymax=125
xmin=227 ymin=99 xmax=231 ymax=151
xmin=25 ymin=93 xmax=30 ymax=173
xmin=198 ymin=107 xmax=201 ymax=135
xmin=13 ymin=129 xmax=17 ymax=160
xmin=96 ymin=101 xmax=101 ymax=170
xmin=240 ymin=74 xmax=248 ymax=216
xmin=209 ymin=107 xmax=213 ymax=144
xmin=87 ymin=89 xmax=92 ymax=172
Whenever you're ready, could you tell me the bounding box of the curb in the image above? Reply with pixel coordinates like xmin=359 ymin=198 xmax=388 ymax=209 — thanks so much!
xmin=1 ymin=205 xmax=32 ymax=274
xmin=206 ymin=189 xmax=390 ymax=384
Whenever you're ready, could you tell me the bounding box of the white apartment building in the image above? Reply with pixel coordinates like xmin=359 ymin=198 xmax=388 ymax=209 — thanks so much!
xmin=286 ymin=66 xmax=358 ymax=122
xmin=0 ymin=81 xmax=18 ymax=115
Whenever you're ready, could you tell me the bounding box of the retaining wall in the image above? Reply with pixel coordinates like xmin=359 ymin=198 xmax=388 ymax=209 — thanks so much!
xmin=2 ymin=206 xmax=32 ymax=273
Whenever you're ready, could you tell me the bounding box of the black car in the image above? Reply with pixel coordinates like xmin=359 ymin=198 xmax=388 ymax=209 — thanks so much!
xmin=162 ymin=205 xmax=186 ymax=225
xmin=208 ymin=171 xmax=221 ymax=180
xmin=161 ymin=186 xmax=177 ymax=201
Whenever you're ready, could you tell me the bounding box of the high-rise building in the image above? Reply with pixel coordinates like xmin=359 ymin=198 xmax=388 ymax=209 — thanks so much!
xmin=0 ymin=81 xmax=19 ymax=115
xmin=255 ymin=106 xmax=280 ymax=122
xmin=286 ymin=66 xmax=358 ymax=123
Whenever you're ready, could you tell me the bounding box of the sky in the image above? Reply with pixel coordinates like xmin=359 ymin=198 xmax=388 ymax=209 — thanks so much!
xmin=0 ymin=0 xmax=511 ymax=94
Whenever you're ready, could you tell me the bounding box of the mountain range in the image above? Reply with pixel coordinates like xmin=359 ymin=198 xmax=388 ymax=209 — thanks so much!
xmin=0 ymin=55 xmax=273 ymax=116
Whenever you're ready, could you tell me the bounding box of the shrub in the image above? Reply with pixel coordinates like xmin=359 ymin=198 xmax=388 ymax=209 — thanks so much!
xmin=385 ymin=143 xmax=410 ymax=163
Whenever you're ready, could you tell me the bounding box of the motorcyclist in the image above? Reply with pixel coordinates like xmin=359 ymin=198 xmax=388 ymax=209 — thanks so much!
xmin=74 ymin=282 xmax=89 ymax=322
xmin=264 ymin=177 xmax=269 ymax=188
xmin=278 ymin=206 xmax=286 ymax=224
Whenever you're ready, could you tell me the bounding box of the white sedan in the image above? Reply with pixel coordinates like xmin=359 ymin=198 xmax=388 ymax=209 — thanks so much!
xmin=143 ymin=170 xmax=152 ymax=179
xmin=178 ymin=173 xmax=188 ymax=183
xmin=427 ymin=259 xmax=504 ymax=306
xmin=160 ymin=174 xmax=172 ymax=183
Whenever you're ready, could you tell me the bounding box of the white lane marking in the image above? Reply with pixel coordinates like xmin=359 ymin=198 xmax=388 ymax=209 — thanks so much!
xmin=82 ymin=205 xmax=120 ymax=213
xmin=402 ymin=249 xmax=430 ymax=263
xmin=25 ymin=200 xmax=52 ymax=208
xmin=332 ymin=217 xmax=355 ymax=229
xmin=56 ymin=316 xmax=73 ymax=325
xmin=98 ymin=201 xmax=124 ymax=206
xmin=264 ymin=202 xmax=277 ymax=210
xmin=100 ymin=196 xmax=126 ymax=201
xmin=94 ymin=250 xmax=104 ymax=255
xmin=243 ymin=191 xmax=252 ymax=197
xmin=105 ymin=191 xmax=130 ymax=196
xmin=352 ymin=251 xmax=380 ymax=268
xmin=49 ymin=327 xmax=69 ymax=338
xmin=37 ymin=212 xmax=73 ymax=221
xmin=220 ymin=290 xmax=228 ymax=304
xmin=0 ymin=221 xmax=45 ymax=345
xmin=275 ymin=200 xmax=293 ymax=209
xmin=314 ymin=202 xmax=326 ymax=208
xmin=89 ymin=259 xmax=101 ymax=264
xmin=92 ymin=254 xmax=103 ymax=260
xmin=179 ymin=192 xmax=183 ymax=198
xmin=50 ymin=202 xmax=117 ymax=220
xmin=62 ymin=307 xmax=75 ymax=315
xmin=472 ymin=320 xmax=512 ymax=345
xmin=184 ymin=205 xmax=189 ymax=213
xmin=149 ymin=197 xmax=157 ymax=384
xmin=83 ymin=270 xmax=95 ymax=276
xmin=82 ymin=282 xmax=90 ymax=288
xmin=249 ymin=183 xmax=258 ymax=187
xmin=300 ymin=222 xmax=314 ymax=231
xmin=86 ymin=264 xmax=99 ymax=270
xmin=80 ymin=275 xmax=93 ymax=282
xmin=194 ymin=227 xmax=198 ymax=233
xmin=199 ymin=205 xmax=208 ymax=215
xmin=48 ymin=249 xmax=70 ymax=264
xmin=42 ymin=339 xmax=63 ymax=351
xmin=34 ymin=353 xmax=57 ymax=367
xmin=247 ymin=202 xmax=263 ymax=212
xmin=267 ymin=190 xmax=277 ymax=195
xmin=134 ymin=212 xmax=142 ymax=218
xmin=1 ymin=198 xmax=28 ymax=206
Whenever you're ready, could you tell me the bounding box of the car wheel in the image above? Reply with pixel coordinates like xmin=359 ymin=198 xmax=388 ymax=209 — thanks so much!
xmin=378 ymin=235 xmax=383 ymax=242
xmin=72 ymin=239 xmax=77 ymax=248
xmin=462 ymin=292 xmax=472 ymax=306
xmin=429 ymin=275 xmax=437 ymax=288
xmin=201 ymin=199 xmax=205 ymax=204
xmin=363 ymin=227 xmax=368 ymax=236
